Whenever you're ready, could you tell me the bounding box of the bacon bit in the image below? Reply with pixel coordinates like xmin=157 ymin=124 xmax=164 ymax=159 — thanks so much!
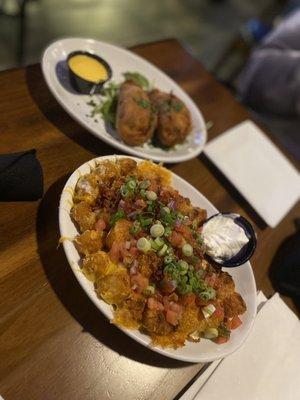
xmin=131 ymin=273 xmax=149 ymax=293
xmin=95 ymin=219 xmax=106 ymax=231
xmin=148 ymin=297 xmax=164 ymax=311
xmin=166 ymin=309 xmax=179 ymax=326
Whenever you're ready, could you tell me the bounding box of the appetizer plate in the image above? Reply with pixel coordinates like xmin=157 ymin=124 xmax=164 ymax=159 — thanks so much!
xmin=59 ymin=155 xmax=256 ymax=363
xmin=42 ymin=37 xmax=207 ymax=163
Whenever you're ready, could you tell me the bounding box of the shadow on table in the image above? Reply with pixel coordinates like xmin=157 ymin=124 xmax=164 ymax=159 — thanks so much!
xmin=199 ymin=154 xmax=268 ymax=231
xmin=25 ymin=65 xmax=118 ymax=157
xmin=269 ymin=219 xmax=300 ymax=315
xmin=36 ymin=175 xmax=192 ymax=369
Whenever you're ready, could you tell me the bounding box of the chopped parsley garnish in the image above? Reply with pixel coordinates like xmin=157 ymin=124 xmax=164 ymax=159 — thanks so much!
xmin=172 ymin=101 xmax=183 ymax=112
xmin=133 ymin=96 xmax=150 ymax=109
xmin=123 ymin=72 xmax=149 ymax=90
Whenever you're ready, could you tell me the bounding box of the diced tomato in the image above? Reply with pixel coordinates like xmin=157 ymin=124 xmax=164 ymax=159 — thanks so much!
xmin=109 ymin=242 xmax=122 ymax=263
xmin=166 ymin=309 xmax=179 ymax=326
xmin=180 ymin=293 xmax=196 ymax=306
xmin=129 ymin=246 xmax=138 ymax=256
xmin=148 ymin=297 xmax=164 ymax=311
xmin=169 ymin=302 xmax=183 ymax=315
xmin=131 ymin=273 xmax=149 ymax=293
xmin=174 ymin=225 xmax=193 ymax=241
xmin=213 ymin=306 xmax=224 ymax=320
xmin=227 ymin=316 xmax=242 ymax=330
xmin=214 ymin=336 xmax=229 ymax=344
xmin=95 ymin=218 xmax=106 ymax=231
xmin=169 ymin=231 xmax=184 ymax=247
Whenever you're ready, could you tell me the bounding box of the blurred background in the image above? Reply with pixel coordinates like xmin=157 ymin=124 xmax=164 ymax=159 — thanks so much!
xmin=1 ymin=0 xmax=299 ymax=158
xmin=0 ymin=0 xmax=287 ymax=75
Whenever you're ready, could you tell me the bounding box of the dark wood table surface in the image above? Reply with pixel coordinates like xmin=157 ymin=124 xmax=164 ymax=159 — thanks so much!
xmin=0 ymin=39 xmax=299 ymax=400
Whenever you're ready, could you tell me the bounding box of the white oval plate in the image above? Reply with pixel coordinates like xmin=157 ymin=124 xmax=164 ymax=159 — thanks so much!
xmin=59 ymin=155 xmax=256 ymax=362
xmin=42 ymin=37 xmax=207 ymax=163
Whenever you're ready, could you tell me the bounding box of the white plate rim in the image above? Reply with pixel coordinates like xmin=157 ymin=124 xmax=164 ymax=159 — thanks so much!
xmin=41 ymin=37 xmax=207 ymax=163
xmin=59 ymin=155 xmax=257 ymax=362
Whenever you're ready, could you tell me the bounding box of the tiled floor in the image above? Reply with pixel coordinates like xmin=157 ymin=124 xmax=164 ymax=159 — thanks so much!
xmin=0 ymin=0 xmax=275 ymax=71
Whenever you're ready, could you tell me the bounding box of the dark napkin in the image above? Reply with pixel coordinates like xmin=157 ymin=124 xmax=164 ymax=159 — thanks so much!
xmin=0 ymin=149 xmax=43 ymax=201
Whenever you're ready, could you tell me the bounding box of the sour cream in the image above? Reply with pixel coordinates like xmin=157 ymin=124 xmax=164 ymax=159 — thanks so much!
xmin=202 ymin=215 xmax=249 ymax=263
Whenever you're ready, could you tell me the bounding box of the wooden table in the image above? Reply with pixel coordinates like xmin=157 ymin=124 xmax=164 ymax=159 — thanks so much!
xmin=0 ymin=39 xmax=299 ymax=400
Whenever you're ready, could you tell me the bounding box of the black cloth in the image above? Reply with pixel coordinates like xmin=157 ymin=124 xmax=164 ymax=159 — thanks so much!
xmin=0 ymin=149 xmax=43 ymax=201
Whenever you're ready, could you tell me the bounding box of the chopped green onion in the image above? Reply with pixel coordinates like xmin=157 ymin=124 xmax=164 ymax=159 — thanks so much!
xmin=140 ymin=189 xmax=146 ymax=198
xmin=150 ymin=223 xmax=165 ymax=238
xmin=137 ymin=237 xmax=151 ymax=252
xmin=140 ymin=217 xmax=153 ymax=228
xmin=109 ymin=210 xmax=125 ymax=227
xmin=150 ymin=239 xmax=160 ymax=251
xmin=154 ymin=237 xmax=165 ymax=247
xmin=127 ymin=179 xmax=137 ymax=190
xmin=158 ymin=244 xmax=168 ymax=256
xmin=218 ymin=323 xmax=231 ymax=338
xmin=147 ymin=200 xmax=155 ymax=212
xmin=197 ymin=234 xmax=204 ymax=245
xmin=182 ymin=243 xmax=193 ymax=257
xmin=139 ymin=180 xmax=150 ymax=189
xmin=196 ymin=269 xmax=205 ymax=278
xmin=143 ymin=284 xmax=156 ymax=296
xmin=199 ymin=287 xmax=216 ymax=301
xmin=164 ymin=226 xmax=172 ymax=237
xmin=164 ymin=255 xmax=174 ymax=264
xmin=191 ymin=256 xmax=200 ymax=265
xmin=146 ymin=190 xmax=157 ymax=201
xmin=162 ymin=206 xmax=170 ymax=214
xmin=178 ymin=260 xmax=189 ymax=275
xmin=120 ymin=185 xmax=129 ymax=197
xmin=130 ymin=224 xmax=141 ymax=235
xmin=203 ymin=328 xmax=218 ymax=339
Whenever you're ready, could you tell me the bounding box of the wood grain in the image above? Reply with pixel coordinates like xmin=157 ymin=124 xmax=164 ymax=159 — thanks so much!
xmin=0 ymin=39 xmax=299 ymax=400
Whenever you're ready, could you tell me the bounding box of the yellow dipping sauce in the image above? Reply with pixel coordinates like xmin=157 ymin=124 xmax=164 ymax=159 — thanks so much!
xmin=68 ymin=54 xmax=109 ymax=83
